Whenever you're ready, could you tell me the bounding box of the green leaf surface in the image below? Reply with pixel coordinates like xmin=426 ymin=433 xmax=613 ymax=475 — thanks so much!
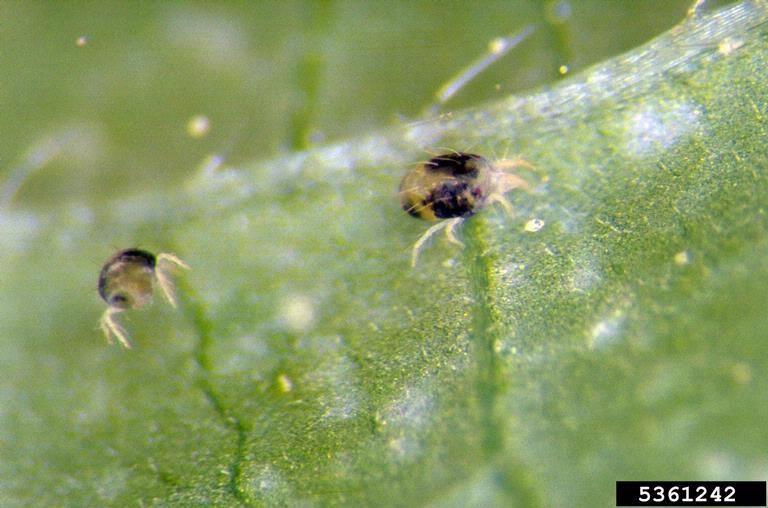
xmin=2 ymin=1 xmax=767 ymax=506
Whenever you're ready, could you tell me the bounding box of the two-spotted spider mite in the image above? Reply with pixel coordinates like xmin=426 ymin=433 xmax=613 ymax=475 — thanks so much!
xmin=98 ymin=248 xmax=189 ymax=348
xmin=400 ymin=152 xmax=530 ymax=266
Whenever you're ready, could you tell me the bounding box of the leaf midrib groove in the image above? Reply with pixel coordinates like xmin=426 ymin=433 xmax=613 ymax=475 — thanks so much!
xmin=179 ymin=280 xmax=252 ymax=507
xmin=464 ymin=218 xmax=543 ymax=506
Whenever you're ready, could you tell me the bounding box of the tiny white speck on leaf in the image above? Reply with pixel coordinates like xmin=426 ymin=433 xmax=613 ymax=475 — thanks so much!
xmin=524 ymin=218 xmax=545 ymax=232
xmin=276 ymin=373 xmax=294 ymax=393
xmin=277 ymin=294 xmax=316 ymax=333
xmin=187 ymin=115 xmax=211 ymax=138
xmin=718 ymin=37 xmax=744 ymax=56
xmin=674 ymin=250 xmax=691 ymax=266
xmin=588 ymin=308 xmax=626 ymax=349
xmin=489 ymin=37 xmax=506 ymax=55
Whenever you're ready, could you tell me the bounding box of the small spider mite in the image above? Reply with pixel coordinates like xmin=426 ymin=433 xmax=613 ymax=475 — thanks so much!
xmin=98 ymin=248 xmax=189 ymax=348
xmin=400 ymin=152 xmax=530 ymax=266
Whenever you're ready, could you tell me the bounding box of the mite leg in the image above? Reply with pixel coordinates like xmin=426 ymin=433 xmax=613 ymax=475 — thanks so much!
xmin=443 ymin=217 xmax=465 ymax=247
xmin=411 ymin=217 xmax=464 ymax=267
xmin=487 ymin=193 xmax=514 ymax=216
xmin=155 ymin=253 xmax=190 ymax=308
xmin=99 ymin=307 xmax=132 ymax=349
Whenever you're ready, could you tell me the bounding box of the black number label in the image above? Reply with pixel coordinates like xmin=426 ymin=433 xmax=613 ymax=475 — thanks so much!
xmin=616 ymin=481 xmax=766 ymax=506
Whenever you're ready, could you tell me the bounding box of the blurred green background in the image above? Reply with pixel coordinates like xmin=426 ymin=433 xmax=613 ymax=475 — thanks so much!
xmin=5 ymin=1 xmax=760 ymax=507
xmin=1 ymin=0 xmax=699 ymax=209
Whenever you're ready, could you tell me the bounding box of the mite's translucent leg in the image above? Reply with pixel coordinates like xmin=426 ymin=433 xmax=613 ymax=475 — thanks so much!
xmin=495 ymin=157 xmax=534 ymax=185
xmin=154 ymin=253 xmax=190 ymax=308
xmin=156 ymin=252 xmax=191 ymax=270
xmin=444 ymin=217 xmax=464 ymax=247
xmin=411 ymin=217 xmax=464 ymax=267
xmin=100 ymin=307 xmax=132 ymax=349
xmin=494 ymin=157 xmax=534 ymax=172
xmin=487 ymin=193 xmax=514 ymax=216
xmin=486 ymin=158 xmax=536 ymax=217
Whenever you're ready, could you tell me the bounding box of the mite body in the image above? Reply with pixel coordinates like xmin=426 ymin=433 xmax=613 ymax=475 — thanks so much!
xmin=401 ymin=152 xmax=495 ymax=221
xmin=400 ymin=152 xmax=530 ymax=266
xmin=98 ymin=248 xmax=189 ymax=348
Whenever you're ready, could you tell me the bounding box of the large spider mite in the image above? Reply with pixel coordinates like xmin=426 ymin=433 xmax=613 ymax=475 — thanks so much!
xmin=400 ymin=152 xmax=531 ymax=266
xmin=97 ymin=248 xmax=189 ymax=348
